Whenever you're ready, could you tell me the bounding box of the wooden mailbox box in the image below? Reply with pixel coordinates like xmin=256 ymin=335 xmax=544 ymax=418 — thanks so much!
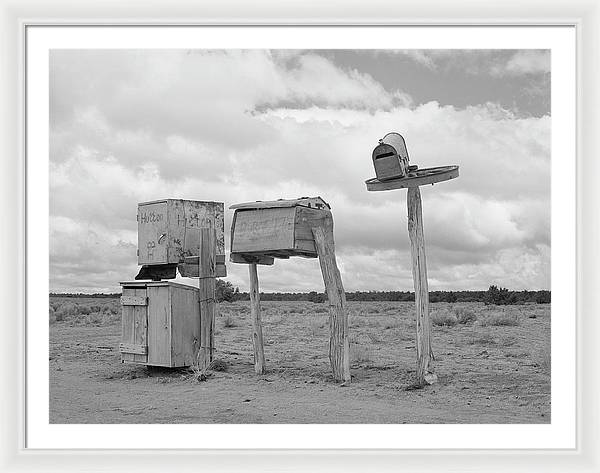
xmin=137 ymin=199 xmax=226 ymax=277
xmin=230 ymin=197 xmax=331 ymax=262
xmin=119 ymin=280 xmax=200 ymax=368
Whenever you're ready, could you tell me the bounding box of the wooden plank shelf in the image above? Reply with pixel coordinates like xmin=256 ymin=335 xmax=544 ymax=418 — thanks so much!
xmin=365 ymin=165 xmax=459 ymax=191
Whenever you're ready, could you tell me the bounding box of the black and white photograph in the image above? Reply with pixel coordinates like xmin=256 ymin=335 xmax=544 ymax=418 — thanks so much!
xmin=47 ymin=47 xmax=553 ymax=425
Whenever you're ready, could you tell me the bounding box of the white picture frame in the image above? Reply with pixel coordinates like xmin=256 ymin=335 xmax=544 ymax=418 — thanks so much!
xmin=1 ymin=0 xmax=598 ymax=471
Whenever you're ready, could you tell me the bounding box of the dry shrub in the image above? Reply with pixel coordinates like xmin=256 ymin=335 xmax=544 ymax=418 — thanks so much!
xmin=287 ymin=306 xmax=305 ymax=315
xmin=351 ymin=344 xmax=372 ymax=364
xmin=384 ymin=320 xmax=401 ymax=330
xmin=102 ymin=304 xmax=118 ymax=315
xmin=55 ymin=302 xmax=78 ymax=320
xmin=101 ymin=311 xmax=121 ymax=325
xmin=79 ymin=305 xmax=91 ymax=315
xmin=49 ymin=306 xmax=57 ymax=324
xmin=480 ymin=311 xmax=520 ymax=327
xmin=500 ymin=335 xmax=517 ymax=347
xmin=84 ymin=313 xmax=103 ymax=325
xmin=471 ymin=331 xmax=496 ymax=345
xmin=431 ymin=309 xmax=458 ymax=327
xmin=309 ymin=318 xmax=324 ymax=336
xmin=538 ymin=350 xmax=551 ymax=374
xmin=209 ymin=359 xmax=228 ymax=372
xmin=453 ymin=306 xmax=477 ymax=324
xmin=366 ymin=331 xmax=382 ymax=343
xmin=313 ymin=307 xmax=328 ymax=314
xmin=222 ymin=313 xmax=236 ymax=328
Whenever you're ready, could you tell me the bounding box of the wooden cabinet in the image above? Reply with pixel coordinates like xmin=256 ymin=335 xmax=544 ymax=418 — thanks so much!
xmin=119 ymin=281 xmax=200 ymax=368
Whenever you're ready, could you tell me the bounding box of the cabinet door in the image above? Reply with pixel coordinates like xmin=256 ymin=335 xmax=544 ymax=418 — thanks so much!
xmin=138 ymin=201 xmax=168 ymax=264
xmin=120 ymin=287 xmax=148 ymax=363
xmin=147 ymin=286 xmax=172 ymax=366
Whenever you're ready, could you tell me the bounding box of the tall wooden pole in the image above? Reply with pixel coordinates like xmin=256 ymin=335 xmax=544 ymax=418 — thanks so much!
xmin=312 ymin=216 xmax=351 ymax=384
xmin=407 ymin=187 xmax=437 ymax=385
xmin=249 ymin=263 xmax=266 ymax=374
xmin=198 ymin=227 xmax=216 ymax=370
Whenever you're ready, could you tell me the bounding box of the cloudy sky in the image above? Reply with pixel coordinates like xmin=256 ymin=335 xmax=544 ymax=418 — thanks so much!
xmin=49 ymin=49 xmax=550 ymax=293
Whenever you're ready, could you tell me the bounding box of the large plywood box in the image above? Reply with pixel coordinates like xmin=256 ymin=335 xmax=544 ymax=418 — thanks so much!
xmin=119 ymin=281 xmax=200 ymax=368
xmin=230 ymin=197 xmax=330 ymax=260
xmin=137 ymin=199 xmax=225 ymax=266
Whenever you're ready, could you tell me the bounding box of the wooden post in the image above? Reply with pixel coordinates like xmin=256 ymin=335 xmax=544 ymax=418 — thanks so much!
xmin=249 ymin=263 xmax=266 ymax=374
xmin=407 ymin=187 xmax=437 ymax=385
xmin=198 ymin=227 xmax=216 ymax=370
xmin=312 ymin=215 xmax=351 ymax=384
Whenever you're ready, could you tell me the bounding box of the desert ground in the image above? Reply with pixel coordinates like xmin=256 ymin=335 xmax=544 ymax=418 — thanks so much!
xmin=49 ymin=297 xmax=550 ymax=424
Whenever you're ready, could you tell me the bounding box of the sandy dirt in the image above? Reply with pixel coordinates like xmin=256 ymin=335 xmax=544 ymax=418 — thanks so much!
xmin=49 ymin=299 xmax=550 ymax=424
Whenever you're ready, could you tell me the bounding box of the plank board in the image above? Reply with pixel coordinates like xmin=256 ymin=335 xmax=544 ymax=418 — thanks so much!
xmin=180 ymin=254 xmax=227 ymax=278
xmin=120 ymin=295 xmax=147 ymax=306
xmin=119 ymin=343 xmax=148 ymax=355
xmin=147 ymin=285 xmax=171 ymax=366
xmin=120 ymin=287 xmax=148 ymax=364
xmin=229 ymin=196 xmax=329 ymax=210
xmin=167 ymin=199 xmax=225 ymax=263
xmin=230 ymin=253 xmax=275 ymax=265
xmin=137 ymin=201 xmax=169 ymax=265
xmin=170 ymin=283 xmax=200 ymax=367
xmin=231 ymin=207 xmax=296 ymax=253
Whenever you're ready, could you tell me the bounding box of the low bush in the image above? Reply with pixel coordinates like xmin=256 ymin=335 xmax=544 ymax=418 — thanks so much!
xmin=84 ymin=313 xmax=103 ymax=325
xmin=453 ymin=307 xmax=477 ymax=324
xmin=480 ymin=311 xmax=520 ymax=327
xmin=431 ymin=309 xmax=458 ymax=327
xmin=538 ymin=350 xmax=551 ymax=374
xmin=471 ymin=332 xmax=496 ymax=345
xmin=55 ymin=302 xmax=79 ymax=320
xmin=383 ymin=320 xmax=401 ymax=330
xmin=79 ymin=305 xmax=91 ymax=315
xmin=308 ymin=319 xmax=324 ymax=337
xmin=222 ymin=313 xmax=236 ymax=328
xmin=351 ymin=344 xmax=372 ymax=364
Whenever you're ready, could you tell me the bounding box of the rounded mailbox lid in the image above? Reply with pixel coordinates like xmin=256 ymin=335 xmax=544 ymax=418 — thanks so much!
xmin=380 ymin=132 xmax=409 ymax=162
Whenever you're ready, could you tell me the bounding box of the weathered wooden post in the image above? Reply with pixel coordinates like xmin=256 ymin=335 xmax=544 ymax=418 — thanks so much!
xmin=229 ymin=197 xmax=351 ymax=383
xmin=198 ymin=227 xmax=216 ymax=370
xmin=366 ymin=132 xmax=459 ymax=386
xmin=248 ymin=263 xmax=266 ymax=374
xmin=312 ymin=222 xmax=351 ymax=383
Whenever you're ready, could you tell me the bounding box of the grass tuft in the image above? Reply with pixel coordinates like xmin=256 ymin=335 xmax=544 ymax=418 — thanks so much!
xmin=479 ymin=311 xmax=520 ymax=327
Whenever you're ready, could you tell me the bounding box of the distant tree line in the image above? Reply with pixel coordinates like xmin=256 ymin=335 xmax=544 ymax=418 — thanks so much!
xmin=219 ymin=282 xmax=551 ymax=305
xmin=51 ymin=283 xmax=551 ymax=305
xmin=50 ymin=292 xmax=121 ymax=298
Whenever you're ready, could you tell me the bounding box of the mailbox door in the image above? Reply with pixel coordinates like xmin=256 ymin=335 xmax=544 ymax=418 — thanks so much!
xmin=120 ymin=286 xmax=148 ymax=364
xmin=138 ymin=201 xmax=169 ymax=265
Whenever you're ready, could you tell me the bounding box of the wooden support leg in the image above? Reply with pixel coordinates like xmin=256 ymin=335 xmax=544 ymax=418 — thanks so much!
xmin=312 ymin=218 xmax=351 ymax=384
xmin=407 ymin=187 xmax=437 ymax=385
xmin=198 ymin=227 xmax=216 ymax=371
xmin=249 ymin=263 xmax=266 ymax=374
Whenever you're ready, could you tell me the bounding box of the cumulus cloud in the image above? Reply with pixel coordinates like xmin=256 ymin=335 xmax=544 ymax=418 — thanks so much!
xmin=49 ymin=49 xmax=550 ymax=293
